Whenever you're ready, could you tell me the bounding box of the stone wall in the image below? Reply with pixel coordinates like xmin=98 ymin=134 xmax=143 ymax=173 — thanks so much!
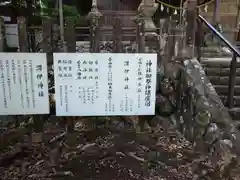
xmin=155 ymin=56 xmax=239 ymax=176
xmin=172 ymin=58 xmax=238 ymax=176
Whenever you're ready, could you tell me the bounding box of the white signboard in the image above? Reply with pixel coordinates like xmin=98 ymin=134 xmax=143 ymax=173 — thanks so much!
xmin=1 ymin=16 xmax=11 ymax=22
xmin=0 ymin=53 xmax=49 ymax=115
xmin=5 ymin=24 xmax=19 ymax=48
xmin=54 ymin=53 xmax=157 ymax=116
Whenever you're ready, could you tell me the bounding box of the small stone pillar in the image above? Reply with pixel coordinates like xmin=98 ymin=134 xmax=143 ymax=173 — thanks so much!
xmin=137 ymin=0 xmax=158 ymax=37
xmin=87 ymin=0 xmax=102 ymax=52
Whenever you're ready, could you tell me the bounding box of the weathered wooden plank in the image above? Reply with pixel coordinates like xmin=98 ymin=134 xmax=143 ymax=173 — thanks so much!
xmin=65 ymin=18 xmax=76 ymax=52
xmin=42 ymin=19 xmax=53 ymax=65
xmin=17 ymin=17 xmax=29 ymax=52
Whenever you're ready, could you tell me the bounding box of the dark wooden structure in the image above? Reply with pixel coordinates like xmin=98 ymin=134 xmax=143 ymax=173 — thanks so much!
xmin=0 ymin=2 xmax=20 ymax=24
xmin=77 ymin=0 xmax=214 ymax=20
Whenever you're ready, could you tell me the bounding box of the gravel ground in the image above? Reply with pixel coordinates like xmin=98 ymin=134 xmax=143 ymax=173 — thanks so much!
xmin=1 ymin=117 xmax=239 ymax=180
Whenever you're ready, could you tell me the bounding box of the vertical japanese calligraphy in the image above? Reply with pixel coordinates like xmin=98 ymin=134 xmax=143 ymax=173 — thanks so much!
xmin=145 ymin=60 xmax=153 ymax=107
xmin=0 ymin=59 xmax=7 ymax=108
xmin=0 ymin=53 xmax=49 ymax=115
xmin=75 ymin=58 xmax=99 ymax=105
xmin=53 ymin=53 xmax=157 ymax=116
xmin=121 ymin=59 xmax=133 ymax=113
xmin=106 ymin=57 xmax=114 ymax=112
xmin=137 ymin=58 xmax=143 ymax=108
xmin=57 ymin=59 xmax=73 ymax=78
xmin=36 ymin=64 xmax=44 ymax=97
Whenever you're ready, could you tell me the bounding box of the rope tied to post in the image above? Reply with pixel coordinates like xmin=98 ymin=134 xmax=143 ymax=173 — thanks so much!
xmin=156 ymin=0 xmax=215 ymax=11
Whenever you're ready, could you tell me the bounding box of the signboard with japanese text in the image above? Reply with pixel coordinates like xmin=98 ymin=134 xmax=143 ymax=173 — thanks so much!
xmin=0 ymin=53 xmax=49 ymax=115
xmin=54 ymin=53 xmax=157 ymax=116
xmin=5 ymin=24 xmax=19 ymax=48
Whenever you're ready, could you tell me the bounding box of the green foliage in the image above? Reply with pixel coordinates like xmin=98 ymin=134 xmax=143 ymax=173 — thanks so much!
xmin=39 ymin=0 xmax=79 ymax=18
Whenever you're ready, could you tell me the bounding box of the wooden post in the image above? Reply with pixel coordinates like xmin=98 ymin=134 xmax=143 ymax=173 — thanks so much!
xmin=196 ymin=0 xmax=205 ymax=62
xmin=59 ymin=0 xmax=66 ymax=52
xmin=18 ymin=17 xmax=44 ymax=143
xmin=0 ymin=17 xmax=5 ymax=52
xmin=135 ymin=14 xmax=146 ymax=132
xmin=17 ymin=16 xmax=29 ymax=128
xmin=185 ymin=0 xmax=197 ymax=58
xmin=228 ymin=53 xmax=237 ymax=109
xmin=64 ymin=18 xmax=76 ymax=132
xmin=136 ymin=20 xmax=145 ymax=53
xmin=27 ymin=0 xmax=36 ymax=52
xmin=42 ymin=19 xmax=53 ymax=135
xmin=113 ymin=18 xmax=122 ymax=53
xmin=195 ymin=13 xmax=203 ymax=62
xmin=165 ymin=19 xmax=176 ymax=62
xmin=0 ymin=18 xmax=11 ymax=128
xmin=156 ymin=19 xmax=162 ymax=61
xmin=66 ymin=18 xmax=76 ymax=52
xmin=18 ymin=17 xmax=29 ymax=52
xmin=42 ymin=19 xmax=53 ymax=66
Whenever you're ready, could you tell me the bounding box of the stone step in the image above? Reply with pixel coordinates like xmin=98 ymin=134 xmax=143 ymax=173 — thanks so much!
xmin=201 ymin=57 xmax=240 ymax=68
xmin=205 ymin=67 xmax=240 ymax=76
xmin=203 ymin=58 xmax=240 ymax=121
xmin=214 ymin=85 xmax=240 ymax=95
xmin=220 ymin=95 xmax=240 ymax=107
xmin=202 ymin=62 xmax=240 ymax=68
xmin=228 ymin=108 xmax=240 ymax=121
xmin=209 ymin=76 xmax=240 ymax=85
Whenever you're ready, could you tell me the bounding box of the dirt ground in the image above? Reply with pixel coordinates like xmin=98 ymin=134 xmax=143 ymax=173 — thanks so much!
xmin=0 ymin=117 xmax=239 ymax=180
